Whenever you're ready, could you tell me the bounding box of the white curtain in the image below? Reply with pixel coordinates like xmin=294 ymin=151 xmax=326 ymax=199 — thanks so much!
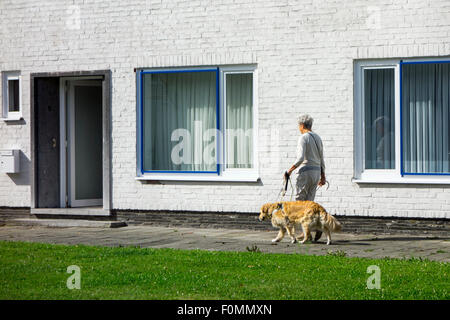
xmin=142 ymin=71 xmax=217 ymax=171
xmin=225 ymin=73 xmax=253 ymax=168
xmin=364 ymin=68 xmax=395 ymax=169
xmin=402 ymin=63 xmax=450 ymax=174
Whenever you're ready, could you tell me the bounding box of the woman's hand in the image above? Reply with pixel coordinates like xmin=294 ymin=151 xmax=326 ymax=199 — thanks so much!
xmin=318 ymin=172 xmax=326 ymax=186
xmin=286 ymin=165 xmax=297 ymax=177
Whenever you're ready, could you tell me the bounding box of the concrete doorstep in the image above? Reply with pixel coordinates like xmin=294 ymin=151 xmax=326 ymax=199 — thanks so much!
xmin=7 ymin=218 xmax=127 ymax=228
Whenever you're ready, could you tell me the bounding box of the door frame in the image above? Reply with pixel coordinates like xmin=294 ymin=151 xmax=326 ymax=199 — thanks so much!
xmin=30 ymin=70 xmax=112 ymax=213
xmin=62 ymin=78 xmax=103 ymax=208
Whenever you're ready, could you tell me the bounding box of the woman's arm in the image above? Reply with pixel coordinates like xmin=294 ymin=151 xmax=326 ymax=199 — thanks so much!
xmin=287 ymin=164 xmax=298 ymax=176
xmin=287 ymin=136 xmax=305 ymax=176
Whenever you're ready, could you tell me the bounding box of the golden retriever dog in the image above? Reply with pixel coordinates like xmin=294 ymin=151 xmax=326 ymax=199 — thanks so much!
xmin=258 ymin=201 xmax=342 ymax=245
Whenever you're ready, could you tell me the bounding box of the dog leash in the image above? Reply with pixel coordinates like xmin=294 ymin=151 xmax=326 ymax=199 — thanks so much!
xmin=316 ymin=179 xmax=330 ymax=191
xmin=274 ymin=172 xmax=295 ymax=203
xmin=275 ymin=172 xmax=328 ymax=203
xmin=275 ymin=166 xmax=330 ymax=203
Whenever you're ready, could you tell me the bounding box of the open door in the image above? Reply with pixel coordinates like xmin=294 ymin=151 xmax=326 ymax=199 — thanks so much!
xmin=31 ymin=70 xmax=111 ymax=214
xmin=66 ymin=80 xmax=103 ymax=207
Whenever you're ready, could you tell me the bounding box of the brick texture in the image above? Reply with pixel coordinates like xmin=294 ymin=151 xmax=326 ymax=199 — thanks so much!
xmin=0 ymin=0 xmax=450 ymax=218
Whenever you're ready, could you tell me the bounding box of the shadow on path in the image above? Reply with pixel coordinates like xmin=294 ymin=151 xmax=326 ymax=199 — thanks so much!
xmin=354 ymin=236 xmax=450 ymax=242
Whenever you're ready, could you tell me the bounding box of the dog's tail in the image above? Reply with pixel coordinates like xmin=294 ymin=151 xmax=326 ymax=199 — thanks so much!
xmin=327 ymin=214 xmax=342 ymax=232
xmin=319 ymin=206 xmax=342 ymax=232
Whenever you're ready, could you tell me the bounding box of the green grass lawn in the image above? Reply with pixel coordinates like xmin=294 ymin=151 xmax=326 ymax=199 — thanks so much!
xmin=0 ymin=240 xmax=448 ymax=300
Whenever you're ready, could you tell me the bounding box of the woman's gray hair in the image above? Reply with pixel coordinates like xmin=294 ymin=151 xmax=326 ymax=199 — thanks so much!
xmin=297 ymin=114 xmax=314 ymax=129
xmin=374 ymin=116 xmax=390 ymax=129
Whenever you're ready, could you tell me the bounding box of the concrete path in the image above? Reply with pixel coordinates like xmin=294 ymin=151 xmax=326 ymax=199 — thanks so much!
xmin=0 ymin=224 xmax=448 ymax=262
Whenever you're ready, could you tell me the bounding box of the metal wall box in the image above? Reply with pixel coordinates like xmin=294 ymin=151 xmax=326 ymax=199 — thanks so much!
xmin=0 ymin=149 xmax=20 ymax=173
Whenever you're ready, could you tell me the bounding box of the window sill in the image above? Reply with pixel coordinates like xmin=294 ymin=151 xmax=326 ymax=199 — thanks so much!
xmin=136 ymin=173 xmax=260 ymax=182
xmin=1 ymin=116 xmax=23 ymax=122
xmin=352 ymin=177 xmax=450 ymax=185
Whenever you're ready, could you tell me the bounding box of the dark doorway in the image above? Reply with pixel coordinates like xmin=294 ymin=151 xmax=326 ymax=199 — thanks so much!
xmin=34 ymin=77 xmax=60 ymax=208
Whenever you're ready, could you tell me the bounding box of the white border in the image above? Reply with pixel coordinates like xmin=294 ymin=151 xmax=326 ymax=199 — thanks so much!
xmin=68 ymin=80 xmax=103 ymax=207
xmin=220 ymin=65 xmax=258 ymax=181
xmin=354 ymin=57 xmax=450 ymax=184
xmin=1 ymin=71 xmax=22 ymax=121
xmin=136 ymin=65 xmax=260 ymax=182
xmin=60 ymin=77 xmax=104 ymax=207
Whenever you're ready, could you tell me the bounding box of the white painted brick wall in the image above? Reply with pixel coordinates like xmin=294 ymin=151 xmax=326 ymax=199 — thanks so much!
xmin=0 ymin=0 xmax=449 ymax=218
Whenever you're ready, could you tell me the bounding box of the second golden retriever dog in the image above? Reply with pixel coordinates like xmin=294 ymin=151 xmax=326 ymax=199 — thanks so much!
xmin=259 ymin=201 xmax=342 ymax=245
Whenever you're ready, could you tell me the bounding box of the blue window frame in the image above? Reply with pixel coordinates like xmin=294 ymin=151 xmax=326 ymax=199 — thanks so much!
xmin=400 ymin=60 xmax=450 ymax=176
xmin=138 ymin=68 xmax=220 ymax=175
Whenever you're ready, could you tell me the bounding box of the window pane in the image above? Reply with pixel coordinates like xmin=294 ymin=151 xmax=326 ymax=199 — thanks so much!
xmin=142 ymin=71 xmax=217 ymax=172
xmin=226 ymin=73 xmax=253 ymax=169
xmin=364 ymin=68 xmax=395 ymax=169
xmin=402 ymin=63 xmax=450 ymax=174
xmin=8 ymin=79 xmax=19 ymax=112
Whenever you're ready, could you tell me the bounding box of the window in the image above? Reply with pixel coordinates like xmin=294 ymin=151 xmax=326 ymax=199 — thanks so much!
xmin=363 ymin=68 xmax=395 ymax=170
xmin=136 ymin=66 xmax=258 ymax=181
xmin=401 ymin=62 xmax=449 ymax=175
xmin=355 ymin=59 xmax=450 ymax=183
xmin=224 ymin=72 xmax=254 ymax=169
xmin=2 ymin=71 xmax=22 ymax=120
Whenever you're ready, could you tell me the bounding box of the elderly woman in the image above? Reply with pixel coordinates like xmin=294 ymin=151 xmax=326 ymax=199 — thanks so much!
xmin=286 ymin=114 xmax=326 ymax=198
xmin=286 ymin=114 xmax=326 ymax=240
